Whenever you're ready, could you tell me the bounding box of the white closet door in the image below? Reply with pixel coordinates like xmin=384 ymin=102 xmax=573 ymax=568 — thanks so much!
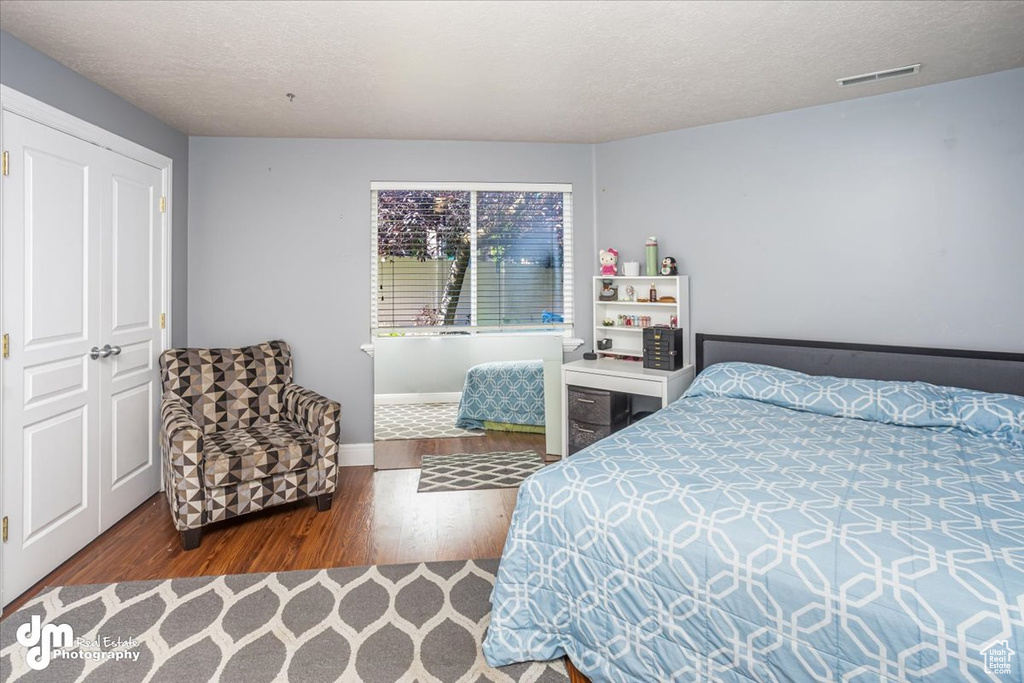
xmin=0 ymin=112 xmax=103 ymax=604
xmin=99 ymin=153 xmax=164 ymax=530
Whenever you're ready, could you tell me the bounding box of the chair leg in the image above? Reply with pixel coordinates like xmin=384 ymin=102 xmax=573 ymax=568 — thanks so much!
xmin=181 ymin=528 xmax=202 ymax=551
xmin=316 ymin=493 xmax=333 ymax=512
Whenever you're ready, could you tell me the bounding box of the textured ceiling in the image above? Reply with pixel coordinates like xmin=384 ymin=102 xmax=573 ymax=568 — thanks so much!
xmin=1 ymin=0 xmax=1023 ymax=142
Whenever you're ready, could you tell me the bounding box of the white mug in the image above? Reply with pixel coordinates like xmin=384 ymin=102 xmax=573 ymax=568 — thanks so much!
xmin=623 ymin=261 xmax=640 ymax=276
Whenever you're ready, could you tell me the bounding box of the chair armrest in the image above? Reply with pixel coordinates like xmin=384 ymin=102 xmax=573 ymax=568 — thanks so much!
xmin=283 ymin=385 xmax=341 ymax=493
xmin=161 ymin=394 xmax=205 ymax=531
xmin=283 ymin=384 xmax=341 ymax=443
xmin=162 ymin=395 xmax=202 ymax=443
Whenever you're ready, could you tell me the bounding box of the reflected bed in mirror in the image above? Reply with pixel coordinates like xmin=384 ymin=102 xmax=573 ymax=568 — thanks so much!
xmin=373 ymin=335 xmax=563 ymax=470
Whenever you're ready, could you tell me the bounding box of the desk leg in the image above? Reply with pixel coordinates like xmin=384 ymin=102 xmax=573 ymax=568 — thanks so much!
xmin=543 ymin=359 xmax=562 ymax=456
xmin=561 ymin=373 xmax=569 ymax=457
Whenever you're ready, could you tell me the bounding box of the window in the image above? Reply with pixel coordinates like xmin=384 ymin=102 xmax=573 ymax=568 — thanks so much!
xmin=371 ymin=182 xmax=573 ymax=336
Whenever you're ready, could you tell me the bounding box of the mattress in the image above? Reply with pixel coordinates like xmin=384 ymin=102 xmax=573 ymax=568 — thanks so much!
xmin=483 ymin=362 xmax=1024 ymax=682
xmin=455 ymin=359 xmax=546 ymax=431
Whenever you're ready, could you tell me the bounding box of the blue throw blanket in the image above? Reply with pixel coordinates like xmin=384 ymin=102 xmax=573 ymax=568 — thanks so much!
xmin=483 ymin=363 xmax=1024 ymax=682
xmin=456 ymin=359 xmax=545 ymax=430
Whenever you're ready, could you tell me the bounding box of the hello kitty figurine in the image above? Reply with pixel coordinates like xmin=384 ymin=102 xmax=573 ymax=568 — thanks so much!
xmin=599 ymin=248 xmax=619 ymax=276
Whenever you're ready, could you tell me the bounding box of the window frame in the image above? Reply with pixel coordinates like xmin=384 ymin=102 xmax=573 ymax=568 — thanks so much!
xmin=370 ymin=181 xmax=573 ymax=338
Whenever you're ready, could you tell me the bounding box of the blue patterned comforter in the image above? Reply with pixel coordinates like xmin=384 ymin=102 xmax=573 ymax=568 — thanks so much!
xmin=483 ymin=363 xmax=1024 ymax=682
xmin=456 ymin=359 xmax=545 ymax=430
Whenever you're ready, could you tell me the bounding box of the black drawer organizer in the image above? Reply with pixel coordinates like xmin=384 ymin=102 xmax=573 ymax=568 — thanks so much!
xmin=643 ymin=327 xmax=684 ymax=371
xmin=567 ymin=386 xmax=629 ymax=455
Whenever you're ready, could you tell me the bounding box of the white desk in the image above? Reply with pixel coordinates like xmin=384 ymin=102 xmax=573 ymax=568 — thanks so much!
xmin=561 ymin=358 xmax=695 ymax=456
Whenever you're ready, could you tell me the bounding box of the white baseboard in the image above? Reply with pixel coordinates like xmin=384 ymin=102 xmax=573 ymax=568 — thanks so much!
xmin=337 ymin=442 xmax=374 ymax=467
xmin=374 ymin=392 xmax=462 ymax=405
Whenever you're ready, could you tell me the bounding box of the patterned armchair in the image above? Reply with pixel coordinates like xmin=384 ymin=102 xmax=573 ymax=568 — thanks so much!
xmin=159 ymin=340 xmax=340 ymax=550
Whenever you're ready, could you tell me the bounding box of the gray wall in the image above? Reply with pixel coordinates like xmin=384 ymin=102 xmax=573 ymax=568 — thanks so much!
xmin=0 ymin=30 xmax=189 ymax=345
xmin=596 ymin=68 xmax=1024 ymax=354
xmin=189 ymin=68 xmax=1023 ymax=444
xmin=187 ymin=137 xmax=594 ymax=443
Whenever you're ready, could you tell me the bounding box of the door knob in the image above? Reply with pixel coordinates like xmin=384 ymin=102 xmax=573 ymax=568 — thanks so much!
xmin=89 ymin=345 xmax=114 ymax=360
xmin=109 ymin=345 xmax=122 ymax=356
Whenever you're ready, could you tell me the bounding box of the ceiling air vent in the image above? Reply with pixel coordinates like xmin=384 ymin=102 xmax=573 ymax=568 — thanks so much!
xmin=837 ymin=64 xmax=921 ymax=87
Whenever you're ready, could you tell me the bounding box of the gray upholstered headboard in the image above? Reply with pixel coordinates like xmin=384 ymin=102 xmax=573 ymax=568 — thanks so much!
xmin=696 ymin=334 xmax=1024 ymax=396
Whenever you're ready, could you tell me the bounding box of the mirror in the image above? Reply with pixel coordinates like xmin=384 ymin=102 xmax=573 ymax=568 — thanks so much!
xmin=373 ymin=335 xmax=563 ymax=470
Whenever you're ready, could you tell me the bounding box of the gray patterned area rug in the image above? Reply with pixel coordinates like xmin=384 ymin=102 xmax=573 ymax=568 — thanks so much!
xmin=374 ymin=403 xmax=485 ymax=441
xmin=418 ymin=452 xmax=546 ymax=493
xmin=0 ymin=559 xmax=566 ymax=683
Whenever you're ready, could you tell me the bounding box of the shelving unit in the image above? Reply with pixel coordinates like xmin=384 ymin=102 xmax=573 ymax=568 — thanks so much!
xmin=592 ymin=276 xmax=689 ymax=361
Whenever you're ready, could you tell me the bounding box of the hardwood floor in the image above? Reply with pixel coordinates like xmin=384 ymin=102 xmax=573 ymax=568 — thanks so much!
xmin=373 ymin=430 xmax=553 ymax=469
xmin=1 ymin=465 xmax=521 ymax=618
xmin=1 ymin=439 xmax=592 ymax=681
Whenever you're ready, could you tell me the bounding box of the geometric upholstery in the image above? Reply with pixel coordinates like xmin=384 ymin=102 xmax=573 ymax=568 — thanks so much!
xmin=159 ymin=340 xmax=341 ymax=541
xmin=203 ymin=421 xmax=315 ymax=489
xmin=160 ymin=339 xmax=293 ymax=435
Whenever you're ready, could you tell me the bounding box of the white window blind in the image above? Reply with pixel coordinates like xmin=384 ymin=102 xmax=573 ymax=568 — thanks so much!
xmin=371 ymin=182 xmax=572 ymax=335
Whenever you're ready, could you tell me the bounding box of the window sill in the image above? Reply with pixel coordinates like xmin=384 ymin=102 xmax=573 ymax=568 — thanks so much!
xmin=361 ymin=334 xmax=582 ymax=358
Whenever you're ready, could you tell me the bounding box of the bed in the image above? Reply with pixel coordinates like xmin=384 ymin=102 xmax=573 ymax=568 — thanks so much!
xmin=483 ymin=335 xmax=1024 ymax=682
xmin=456 ymin=359 xmax=546 ymax=432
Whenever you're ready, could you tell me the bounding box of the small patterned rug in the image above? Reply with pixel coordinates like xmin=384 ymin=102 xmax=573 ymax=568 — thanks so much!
xmin=0 ymin=559 xmax=567 ymax=683
xmin=418 ymin=452 xmax=546 ymax=492
xmin=375 ymin=402 xmax=485 ymax=441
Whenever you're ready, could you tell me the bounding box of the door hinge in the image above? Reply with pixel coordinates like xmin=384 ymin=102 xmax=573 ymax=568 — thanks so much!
xmin=1 ymin=151 xmax=8 ymax=177
xmin=160 ymin=313 xmax=166 ymax=329
xmin=1 ymin=333 xmax=8 ymax=359
xmin=2 ymin=517 xmax=8 ymax=543
xmin=159 ymin=196 xmax=166 ymax=213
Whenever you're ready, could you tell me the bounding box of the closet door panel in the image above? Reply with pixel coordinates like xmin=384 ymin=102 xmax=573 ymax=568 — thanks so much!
xmin=98 ymin=154 xmax=164 ymax=530
xmin=110 ymin=383 xmax=153 ymax=487
xmin=110 ymin=174 xmax=153 ymax=331
xmin=1 ymin=112 xmax=103 ymax=607
xmin=23 ymin=148 xmax=91 ymax=346
xmin=24 ymin=408 xmax=89 ymax=538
